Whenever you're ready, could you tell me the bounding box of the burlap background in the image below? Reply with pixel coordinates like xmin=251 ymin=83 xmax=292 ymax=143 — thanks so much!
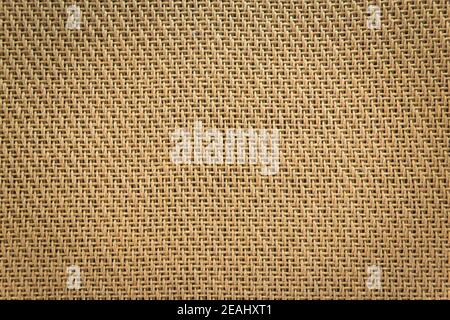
xmin=0 ymin=0 xmax=448 ymax=299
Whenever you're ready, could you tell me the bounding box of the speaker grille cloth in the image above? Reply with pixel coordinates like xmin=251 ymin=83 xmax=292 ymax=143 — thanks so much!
xmin=0 ymin=0 xmax=449 ymax=299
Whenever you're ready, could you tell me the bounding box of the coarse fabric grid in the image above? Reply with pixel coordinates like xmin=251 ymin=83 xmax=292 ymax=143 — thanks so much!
xmin=0 ymin=0 xmax=449 ymax=299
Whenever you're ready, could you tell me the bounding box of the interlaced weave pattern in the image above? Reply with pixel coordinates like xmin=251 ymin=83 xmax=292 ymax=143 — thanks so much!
xmin=0 ymin=0 xmax=449 ymax=299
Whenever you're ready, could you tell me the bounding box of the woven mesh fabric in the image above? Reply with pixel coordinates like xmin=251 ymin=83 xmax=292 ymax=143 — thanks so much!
xmin=0 ymin=0 xmax=449 ymax=299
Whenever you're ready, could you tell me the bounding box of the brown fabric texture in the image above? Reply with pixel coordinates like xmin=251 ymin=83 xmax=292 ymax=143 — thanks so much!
xmin=0 ymin=0 xmax=449 ymax=299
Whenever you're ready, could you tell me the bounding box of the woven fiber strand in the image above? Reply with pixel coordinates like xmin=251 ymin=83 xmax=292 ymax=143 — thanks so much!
xmin=0 ymin=0 xmax=449 ymax=299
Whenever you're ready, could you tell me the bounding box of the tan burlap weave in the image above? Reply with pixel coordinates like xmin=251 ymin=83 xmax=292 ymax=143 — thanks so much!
xmin=0 ymin=0 xmax=449 ymax=299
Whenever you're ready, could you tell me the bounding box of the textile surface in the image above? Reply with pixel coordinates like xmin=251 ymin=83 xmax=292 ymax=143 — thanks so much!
xmin=0 ymin=0 xmax=449 ymax=299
